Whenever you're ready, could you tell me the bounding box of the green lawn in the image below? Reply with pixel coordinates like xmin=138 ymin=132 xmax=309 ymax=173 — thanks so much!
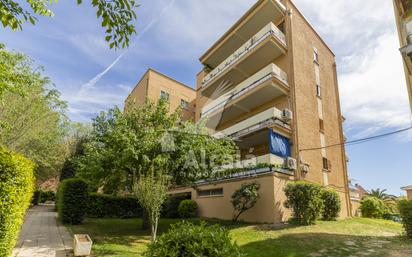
xmin=68 ymin=218 xmax=412 ymax=257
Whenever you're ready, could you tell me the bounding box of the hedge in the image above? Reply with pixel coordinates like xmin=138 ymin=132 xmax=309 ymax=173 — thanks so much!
xmin=398 ymin=199 xmax=412 ymax=237
xmin=86 ymin=193 xmax=142 ymax=219
xmin=57 ymin=178 xmax=88 ymax=224
xmin=144 ymin=221 xmax=244 ymax=257
xmin=162 ymin=194 xmax=191 ymax=218
xmin=31 ymin=190 xmax=41 ymax=205
xmin=0 ymin=146 xmax=35 ymax=257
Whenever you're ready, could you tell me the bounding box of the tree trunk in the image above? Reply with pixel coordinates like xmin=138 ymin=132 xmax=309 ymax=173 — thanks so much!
xmin=152 ymin=219 xmax=158 ymax=242
xmin=141 ymin=209 xmax=150 ymax=230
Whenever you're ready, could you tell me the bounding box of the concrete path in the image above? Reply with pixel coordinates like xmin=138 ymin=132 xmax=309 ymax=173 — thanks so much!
xmin=12 ymin=204 xmax=73 ymax=257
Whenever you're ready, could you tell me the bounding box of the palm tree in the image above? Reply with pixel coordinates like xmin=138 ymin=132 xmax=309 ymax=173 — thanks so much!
xmin=368 ymin=188 xmax=398 ymax=213
xmin=368 ymin=188 xmax=392 ymax=200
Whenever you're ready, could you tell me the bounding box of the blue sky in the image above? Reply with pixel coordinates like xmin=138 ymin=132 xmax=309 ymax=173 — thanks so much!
xmin=1 ymin=0 xmax=411 ymax=195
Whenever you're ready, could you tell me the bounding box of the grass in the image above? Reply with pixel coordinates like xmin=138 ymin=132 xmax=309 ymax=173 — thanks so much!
xmin=68 ymin=218 xmax=412 ymax=257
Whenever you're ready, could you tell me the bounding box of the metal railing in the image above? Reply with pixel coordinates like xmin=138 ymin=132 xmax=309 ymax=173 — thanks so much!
xmin=202 ymin=22 xmax=287 ymax=87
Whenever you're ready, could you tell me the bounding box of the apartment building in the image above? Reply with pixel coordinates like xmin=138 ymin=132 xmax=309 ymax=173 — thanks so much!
xmin=171 ymin=0 xmax=351 ymax=223
xmin=401 ymin=185 xmax=412 ymax=200
xmin=393 ymin=0 xmax=412 ymax=112
xmin=125 ymin=68 xmax=196 ymax=121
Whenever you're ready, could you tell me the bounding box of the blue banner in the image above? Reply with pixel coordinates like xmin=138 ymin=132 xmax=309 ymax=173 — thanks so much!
xmin=269 ymin=129 xmax=291 ymax=157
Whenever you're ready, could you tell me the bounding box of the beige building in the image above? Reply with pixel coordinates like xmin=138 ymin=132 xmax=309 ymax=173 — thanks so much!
xmin=125 ymin=68 xmax=196 ymax=121
xmin=170 ymin=0 xmax=351 ymax=223
xmin=393 ymin=0 xmax=412 ymax=111
xmin=349 ymin=182 xmax=368 ymax=217
xmin=127 ymin=0 xmax=351 ymax=224
xmin=401 ymin=185 xmax=412 ymax=200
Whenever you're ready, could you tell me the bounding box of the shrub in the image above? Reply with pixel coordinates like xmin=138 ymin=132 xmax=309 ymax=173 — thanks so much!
xmin=162 ymin=194 xmax=190 ymax=218
xmin=39 ymin=190 xmax=56 ymax=203
xmin=398 ymin=199 xmax=412 ymax=237
xmin=0 ymin=146 xmax=35 ymax=257
xmin=144 ymin=221 xmax=244 ymax=257
xmin=360 ymin=196 xmax=387 ymax=218
xmin=284 ymin=181 xmax=324 ymax=225
xmin=178 ymin=200 xmax=198 ymax=218
xmin=231 ymin=182 xmax=260 ymax=221
xmin=31 ymin=190 xmax=41 ymax=205
xmin=321 ymin=188 xmax=341 ymax=221
xmin=57 ymin=178 xmax=88 ymax=224
xmin=86 ymin=193 xmax=142 ymax=218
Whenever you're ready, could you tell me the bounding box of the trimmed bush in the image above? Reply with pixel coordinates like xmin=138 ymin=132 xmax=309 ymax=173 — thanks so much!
xmin=86 ymin=193 xmax=142 ymax=218
xmin=39 ymin=190 xmax=56 ymax=203
xmin=360 ymin=196 xmax=387 ymax=218
xmin=0 ymin=146 xmax=35 ymax=257
xmin=144 ymin=221 xmax=244 ymax=257
xmin=162 ymin=194 xmax=190 ymax=218
xmin=284 ymin=181 xmax=324 ymax=225
xmin=398 ymin=199 xmax=412 ymax=237
xmin=57 ymin=178 xmax=88 ymax=224
xmin=321 ymin=188 xmax=341 ymax=221
xmin=178 ymin=200 xmax=198 ymax=218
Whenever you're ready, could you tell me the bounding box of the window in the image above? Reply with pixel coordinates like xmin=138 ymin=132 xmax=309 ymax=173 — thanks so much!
xmin=160 ymin=90 xmax=169 ymax=101
xmin=319 ymin=119 xmax=324 ymax=132
xmin=322 ymin=157 xmax=332 ymax=171
xmin=197 ymin=188 xmax=223 ymax=197
xmin=313 ymin=48 xmax=319 ymax=63
xmin=316 ymin=84 xmax=321 ymax=97
xmin=180 ymin=99 xmax=189 ymax=109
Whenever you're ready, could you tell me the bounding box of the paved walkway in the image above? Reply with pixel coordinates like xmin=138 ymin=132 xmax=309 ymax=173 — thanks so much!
xmin=12 ymin=204 xmax=73 ymax=257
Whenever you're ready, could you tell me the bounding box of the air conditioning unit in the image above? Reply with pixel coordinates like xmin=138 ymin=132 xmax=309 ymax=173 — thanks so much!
xmin=282 ymin=109 xmax=293 ymax=122
xmin=284 ymin=157 xmax=297 ymax=170
xmin=301 ymin=164 xmax=310 ymax=173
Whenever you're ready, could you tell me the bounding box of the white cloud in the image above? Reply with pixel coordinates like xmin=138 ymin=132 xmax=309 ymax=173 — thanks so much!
xmin=339 ymin=33 xmax=409 ymax=129
xmin=50 ymin=0 xmax=412 ymax=136
xmin=292 ymin=0 xmax=411 ymax=141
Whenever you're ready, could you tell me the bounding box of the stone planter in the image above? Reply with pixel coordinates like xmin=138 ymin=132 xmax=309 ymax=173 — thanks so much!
xmin=73 ymin=234 xmax=92 ymax=256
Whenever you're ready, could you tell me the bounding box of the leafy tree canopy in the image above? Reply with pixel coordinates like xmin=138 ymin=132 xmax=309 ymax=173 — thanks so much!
xmin=0 ymin=45 xmax=70 ymax=181
xmin=0 ymin=0 xmax=139 ymax=49
xmin=74 ymin=99 xmax=237 ymax=195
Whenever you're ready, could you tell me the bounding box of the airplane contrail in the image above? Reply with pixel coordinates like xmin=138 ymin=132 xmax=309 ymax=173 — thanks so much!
xmin=79 ymin=0 xmax=176 ymax=93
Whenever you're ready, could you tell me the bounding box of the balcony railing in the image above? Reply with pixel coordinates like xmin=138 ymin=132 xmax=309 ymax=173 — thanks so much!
xmin=215 ymin=153 xmax=285 ymax=172
xmin=201 ymin=22 xmax=287 ymax=88
xmin=201 ymin=63 xmax=288 ymax=118
xmin=214 ymin=107 xmax=290 ymax=139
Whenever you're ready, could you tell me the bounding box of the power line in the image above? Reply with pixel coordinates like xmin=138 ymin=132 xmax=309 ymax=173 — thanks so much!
xmin=300 ymin=126 xmax=412 ymax=152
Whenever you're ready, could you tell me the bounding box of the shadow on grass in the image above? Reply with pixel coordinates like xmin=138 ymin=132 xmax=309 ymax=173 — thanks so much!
xmin=240 ymin=232 xmax=412 ymax=257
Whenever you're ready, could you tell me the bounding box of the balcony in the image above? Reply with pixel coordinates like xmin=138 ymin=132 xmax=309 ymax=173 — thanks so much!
xmin=216 ymin=153 xmax=285 ymax=171
xmin=200 ymin=0 xmax=286 ymax=68
xmin=201 ymin=63 xmax=288 ymax=128
xmin=214 ymin=107 xmax=290 ymax=140
xmin=201 ymin=22 xmax=287 ymax=96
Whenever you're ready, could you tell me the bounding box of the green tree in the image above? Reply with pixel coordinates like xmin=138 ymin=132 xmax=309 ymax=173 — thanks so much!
xmin=360 ymin=196 xmax=388 ymax=219
xmin=368 ymin=188 xmax=397 ymax=214
xmin=0 ymin=43 xmax=38 ymax=100
xmin=0 ymin=0 xmax=138 ymax=49
xmin=231 ymin=182 xmax=260 ymax=222
xmin=0 ymin=46 xmax=69 ymax=181
xmin=75 ymin=99 xmax=237 ymax=194
xmin=134 ymin=169 xmax=169 ymax=242
xmin=60 ymin=123 xmax=91 ymax=182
